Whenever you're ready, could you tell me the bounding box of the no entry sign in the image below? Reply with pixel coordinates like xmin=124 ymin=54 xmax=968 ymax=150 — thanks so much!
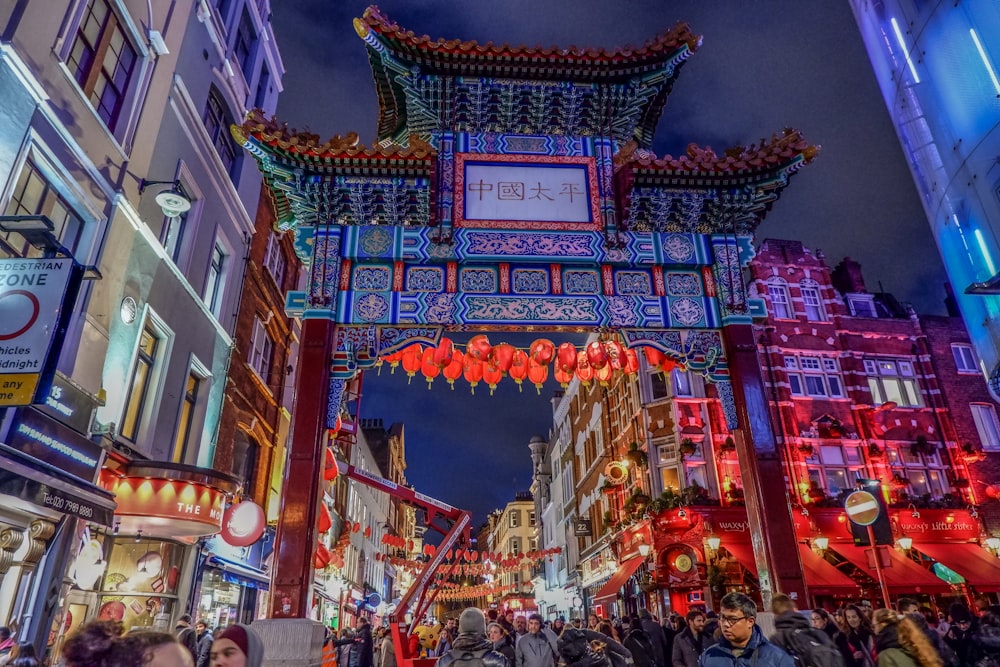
xmin=845 ymin=490 xmax=880 ymax=526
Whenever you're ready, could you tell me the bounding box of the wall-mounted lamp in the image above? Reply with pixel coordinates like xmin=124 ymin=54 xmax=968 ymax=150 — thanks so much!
xmin=637 ymin=541 xmax=651 ymax=558
xmin=897 ymin=536 xmax=913 ymax=551
xmin=139 ymin=179 xmax=192 ymax=218
xmin=812 ymin=536 xmax=829 ymax=552
xmin=706 ymin=536 xmax=721 ymax=551
xmin=984 ymin=537 xmax=1000 ymax=552
xmin=571 ymin=595 xmax=583 ymax=608
xmin=908 ymin=503 xmax=920 ymax=519
xmin=677 ymin=507 xmax=687 ymax=518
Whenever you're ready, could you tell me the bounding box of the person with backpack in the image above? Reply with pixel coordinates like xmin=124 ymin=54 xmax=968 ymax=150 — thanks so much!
xmin=698 ymin=592 xmax=795 ymax=667
xmin=623 ymin=615 xmax=657 ymax=667
xmin=437 ymin=608 xmax=510 ymax=667
xmin=175 ymin=614 xmax=199 ymax=662
xmin=871 ymin=609 xmax=942 ymax=667
xmin=768 ymin=595 xmax=844 ymax=667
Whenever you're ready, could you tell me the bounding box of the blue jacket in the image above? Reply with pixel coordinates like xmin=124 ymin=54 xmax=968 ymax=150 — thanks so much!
xmin=698 ymin=626 xmax=794 ymax=667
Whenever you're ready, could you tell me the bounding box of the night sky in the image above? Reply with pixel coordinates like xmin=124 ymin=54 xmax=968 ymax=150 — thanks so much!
xmin=269 ymin=1 xmax=946 ymax=526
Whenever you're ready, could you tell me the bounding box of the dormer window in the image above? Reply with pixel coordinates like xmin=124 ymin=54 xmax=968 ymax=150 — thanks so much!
xmin=847 ymin=294 xmax=877 ymax=318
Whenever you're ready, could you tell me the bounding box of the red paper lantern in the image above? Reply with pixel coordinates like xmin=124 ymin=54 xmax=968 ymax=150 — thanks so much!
xmin=401 ymin=344 xmax=424 ymax=382
xmin=529 ymin=339 xmax=555 ymax=365
xmin=381 ymin=350 xmax=403 ymax=373
xmin=509 ymin=349 xmax=529 ymax=390
xmin=575 ymin=351 xmax=593 ymax=386
xmin=643 ymin=346 xmax=666 ymax=368
xmin=443 ymin=350 xmax=465 ymax=389
xmin=987 ymin=485 xmax=1000 ymax=499
xmin=331 ymin=414 xmax=343 ymax=432
xmin=464 ymin=357 xmax=484 ymax=393
xmin=604 ymin=340 xmax=626 ymax=370
xmin=528 ymin=358 xmax=548 ymax=394
xmin=466 ymin=334 xmax=492 ymax=361
xmin=586 ymin=341 xmax=608 ymax=369
xmin=318 ymin=504 xmax=332 ymax=533
xmin=421 ymin=347 xmax=441 ymax=388
xmin=623 ymin=348 xmax=640 ymax=375
xmin=557 ymin=342 xmax=577 ymax=373
xmin=220 ymin=500 xmax=266 ymax=547
xmin=491 ymin=342 xmax=516 ymax=373
xmin=314 ymin=543 xmax=331 ymax=569
xmin=323 ymin=447 xmax=339 ymax=481
xmin=554 ymin=366 xmax=573 ymax=389
xmin=364 ymin=525 xmax=372 ymax=538
xmin=483 ymin=361 xmax=503 ymax=395
xmin=595 ymin=363 xmax=613 ymax=387
xmin=352 ymin=522 xmax=360 ymax=533
xmin=433 ymin=338 xmax=455 ymax=368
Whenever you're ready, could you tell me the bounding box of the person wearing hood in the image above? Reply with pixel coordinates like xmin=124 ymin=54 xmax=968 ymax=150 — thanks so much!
xmin=211 ymin=624 xmax=265 ymax=667
xmin=871 ymin=609 xmax=941 ymax=667
xmin=638 ymin=609 xmax=669 ymax=667
xmin=557 ymin=627 xmax=613 ymax=667
xmin=436 ymin=608 xmax=510 ymax=667
xmin=698 ymin=593 xmax=794 ymax=667
xmin=623 ymin=615 xmax=656 ymax=667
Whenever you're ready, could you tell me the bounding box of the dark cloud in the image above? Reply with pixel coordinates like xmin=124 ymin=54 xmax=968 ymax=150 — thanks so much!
xmin=270 ymin=1 xmax=946 ymax=523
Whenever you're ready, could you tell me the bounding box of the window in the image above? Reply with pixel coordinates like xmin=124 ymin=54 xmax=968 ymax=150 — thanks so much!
xmin=786 ymin=355 xmax=845 ymax=398
xmin=952 ymin=344 xmax=978 ymax=373
xmin=767 ymin=280 xmax=793 ymax=319
xmin=509 ymin=510 xmax=520 ymax=528
xmin=233 ymin=9 xmax=257 ymax=81
xmin=263 ymin=233 xmax=286 ymax=289
xmin=254 ymin=61 xmax=270 ymax=109
xmin=66 ymin=0 xmax=138 ymax=131
xmin=248 ymin=317 xmax=273 ymax=379
xmin=672 ymin=369 xmax=693 ymax=397
xmin=865 ymin=358 xmax=921 ymax=407
xmin=161 ymin=209 xmax=187 ymax=262
xmin=203 ymin=88 xmax=238 ymax=178
xmin=204 ymin=243 xmax=227 ymax=316
xmin=529 ymin=511 xmax=536 ymax=526
xmin=3 ymin=160 xmax=84 ymax=257
xmin=121 ymin=325 xmax=160 ymax=441
xmin=801 ymin=282 xmax=826 ymax=321
xmin=650 ymin=371 xmax=669 ymax=400
xmin=971 ymin=404 xmax=1000 ymax=451
xmin=172 ymin=372 xmax=200 ymax=462
xmin=848 ymin=295 xmax=878 ymax=318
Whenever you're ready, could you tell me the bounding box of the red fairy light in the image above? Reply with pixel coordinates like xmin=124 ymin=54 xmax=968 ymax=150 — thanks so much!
xmin=557 ymin=342 xmax=578 ymax=373
xmin=420 ymin=347 xmax=440 ymax=389
xmin=491 ymin=342 xmax=516 ymax=373
xmin=586 ymin=341 xmax=608 ymax=369
xmin=529 ymin=339 xmax=555 ymax=365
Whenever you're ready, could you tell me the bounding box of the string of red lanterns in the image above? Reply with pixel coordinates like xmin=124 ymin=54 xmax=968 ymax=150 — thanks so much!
xmin=380 ymin=336 xmax=680 ymax=393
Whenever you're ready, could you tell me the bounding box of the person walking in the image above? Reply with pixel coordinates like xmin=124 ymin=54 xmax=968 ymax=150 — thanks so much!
xmin=489 ymin=622 xmax=516 ymax=666
xmin=673 ymin=610 xmax=710 ymax=667
xmin=623 ymin=615 xmax=656 ymax=667
xmin=516 ymin=614 xmax=556 ymax=667
xmin=638 ymin=609 xmax=669 ymax=667
xmin=436 ymin=608 xmax=509 ymax=667
xmin=843 ymin=605 xmax=876 ymax=667
xmin=176 ymin=614 xmax=200 ymax=663
xmin=195 ymin=618 xmax=214 ymax=667
xmin=871 ymin=610 xmax=942 ymax=667
xmin=697 ymin=592 xmax=794 ymax=667
xmin=356 ymin=617 xmax=375 ymax=667
xmin=769 ymin=595 xmax=842 ymax=667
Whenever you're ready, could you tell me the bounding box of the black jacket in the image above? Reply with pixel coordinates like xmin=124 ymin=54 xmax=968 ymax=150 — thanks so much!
xmin=625 ymin=626 xmax=656 ymax=667
xmin=437 ymin=633 xmax=510 ymax=667
xmin=672 ymin=628 xmax=709 ymax=667
xmin=356 ymin=624 xmax=375 ymax=667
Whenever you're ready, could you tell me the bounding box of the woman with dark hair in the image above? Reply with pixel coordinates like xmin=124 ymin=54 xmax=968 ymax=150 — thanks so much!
xmin=63 ymin=620 xmax=192 ymax=667
xmin=871 ymin=609 xmax=942 ymax=667
xmin=844 ymin=605 xmax=876 ymax=667
xmin=596 ymin=622 xmax=621 ymax=644
xmin=812 ymin=609 xmax=850 ymax=660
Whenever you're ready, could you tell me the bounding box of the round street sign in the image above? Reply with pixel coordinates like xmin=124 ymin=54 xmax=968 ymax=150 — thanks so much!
xmin=845 ymin=490 xmax=880 ymax=526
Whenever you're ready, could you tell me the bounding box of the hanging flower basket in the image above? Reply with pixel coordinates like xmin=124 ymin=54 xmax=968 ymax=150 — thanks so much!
xmin=890 ymin=474 xmax=910 ymax=489
xmin=867 ymin=442 xmax=885 ymax=460
xmin=960 ymin=443 xmax=986 ymax=463
xmin=630 ymin=492 xmax=652 ymax=513
xmin=910 ymin=435 xmax=936 ymax=457
xmin=679 ymin=439 xmax=698 ymax=457
xmin=798 ymin=443 xmax=815 ymax=457
xmin=719 ymin=437 xmax=737 ymax=455
xmin=625 ymin=442 xmax=648 ymax=468
xmin=601 ymin=482 xmax=618 ymax=497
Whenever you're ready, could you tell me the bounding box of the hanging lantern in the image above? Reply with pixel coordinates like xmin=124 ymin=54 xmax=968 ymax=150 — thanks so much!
xmin=623 ymin=348 xmax=640 ymax=375
xmin=352 ymin=522 xmax=360 ymax=533
xmin=586 ymin=341 xmax=609 ymax=369
xmin=490 ymin=342 xmax=516 ymax=373
xmin=314 ymin=543 xmax=332 ymax=569
xmin=643 ymin=346 xmax=666 ymax=368
xmin=463 ymin=357 xmax=484 ymax=394
xmin=483 ymin=361 xmax=503 ymax=395
xmin=331 ymin=414 xmax=343 ymax=433
xmin=401 ymin=345 xmax=424 ymax=383
xmin=509 ymin=349 xmax=529 ymax=391
xmin=220 ymin=500 xmax=266 ymax=547
xmin=528 ymin=358 xmax=548 ymax=394
xmin=433 ymin=338 xmax=455 ymax=368
xmin=529 ymin=339 xmax=555 ymax=365
xmin=318 ymin=503 xmax=333 ymax=534
xmin=575 ymin=351 xmax=593 ymax=386
xmin=323 ymin=447 xmax=339 ymax=481
xmin=364 ymin=525 xmax=372 ymax=538
xmin=557 ymin=342 xmax=578 ymax=373
xmin=595 ymin=363 xmax=613 ymax=387
xmin=381 ymin=350 xmax=404 ymax=374
xmin=421 ymin=347 xmax=441 ymax=389
xmin=554 ymin=366 xmax=573 ymax=389
xmin=466 ymin=334 xmax=492 ymax=361
xmin=604 ymin=339 xmax=626 ymax=370
xmin=442 ymin=350 xmax=465 ymax=390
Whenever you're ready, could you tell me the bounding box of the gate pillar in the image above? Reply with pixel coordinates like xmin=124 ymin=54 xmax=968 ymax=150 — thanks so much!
xmin=270 ymin=318 xmax=335 ymax=618
xmin=722 ymin=322 xmax=807 ymax=609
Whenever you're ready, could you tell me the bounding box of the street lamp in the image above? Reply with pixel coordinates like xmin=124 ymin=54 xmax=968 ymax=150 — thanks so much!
xmin=897 ymin=536 xmax=913 ymax=551
xmin=984 ymin=537 xmax=1000 ymax=554
xmin=706 ymin=536 xmax=721 ymax=552
xmin=139 ymin=179 xmax=192 ymax=217
xmin=637 ymin=541 xmax=651 ymax=558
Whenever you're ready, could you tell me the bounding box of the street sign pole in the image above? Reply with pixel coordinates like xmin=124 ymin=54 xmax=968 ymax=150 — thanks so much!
xmin=845 ymin=489 xmax=891 ymax=609
xmin=867 ymin=524 xmax=891 ymax=609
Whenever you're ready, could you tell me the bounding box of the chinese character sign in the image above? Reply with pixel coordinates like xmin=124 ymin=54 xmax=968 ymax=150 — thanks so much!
xmin=459 ymin=158 xmax=596 ymax=227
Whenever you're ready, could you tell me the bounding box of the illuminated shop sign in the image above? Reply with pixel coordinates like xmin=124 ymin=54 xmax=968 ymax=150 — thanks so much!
xmin=8 ymin=406 xmax=103 ymax=481
xmin=104 ymin=474 xmax=228 ymax=538
xmin=37 ymin=372 xmax=99 ymax=434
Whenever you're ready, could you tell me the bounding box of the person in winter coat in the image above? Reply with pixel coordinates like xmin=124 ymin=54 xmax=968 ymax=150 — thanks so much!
xmin=623 ymin=616 xmax=657 ymax=667
xmin=558 ymin=628 xmax=613 ymax=667
xmin=516 ymin=614 xmax=556 ymax=667
xmin=843 ymin=605 xmax=876 ymax=667
xmin=489 ymin=623 xmax=516 ymax=666
xmin=673 ymin=610 xmax=710 ymax=667
xmin=813 ymin=610 xmax=852 ymax=663
xmin=871 ymin=609 xmax=941 ymax=667
xmin=355 ymin=618 xmax=375 ymax=667
xmin=334 ymin=629 xmax=359 ymax=667
xmin=436 ymin=608 xmax=510 ymax=667
xmin=969 ymin=612 xmax=1000 ymax=667
xmin=562 ymin=626 xmax=632 ymax=667
xmin=211 ymin=624 xmax=266 ymax=667
xmin=697 ymin=593 xmax=794 ymax=667
xmin=943 ymin=603 xmax=975 ymax=667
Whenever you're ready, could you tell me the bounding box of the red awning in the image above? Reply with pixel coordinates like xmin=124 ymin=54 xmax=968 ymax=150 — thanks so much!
xmin=592 ymin=556 xmax=645 ymax=603
xmin=913 ymin=542 xmax=1000 ymax=591
xmin=830 ymin=543 xmax=952 ymax=594
xmin=797 ymin=544 xmax=861 ymax=594
xmin=719 ymin=541 xmax=759 ymax=576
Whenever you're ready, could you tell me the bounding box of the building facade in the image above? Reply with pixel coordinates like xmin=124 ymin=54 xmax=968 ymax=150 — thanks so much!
xmin=486 ymin=492 xmax=536 ymax=617
xmin=0 ymin=0 xmax=282 ymax=655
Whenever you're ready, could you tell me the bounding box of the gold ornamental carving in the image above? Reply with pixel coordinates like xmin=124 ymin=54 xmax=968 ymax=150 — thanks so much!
xmin=0 ymin=527 xmax=24 ymax=574
xmin=23 ymin=519 xmax=56 ymax=564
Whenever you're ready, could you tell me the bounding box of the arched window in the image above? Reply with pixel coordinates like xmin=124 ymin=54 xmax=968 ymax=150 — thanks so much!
xmin=800 ymin=278 xmax=826 ymax=321
xmin=766 ymin=278 xmax=793 ymax=319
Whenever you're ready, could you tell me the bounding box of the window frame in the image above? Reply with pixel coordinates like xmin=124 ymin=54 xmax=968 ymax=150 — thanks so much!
xmin=263 ymin=232 xmax=286 ymax=289
xmin=865 ymin=357 xmax=922 ymax=407
xmin=766 ymin=279 xmax=794 ymax=319
xmin=120 ymin=316 xmax=171 ymax=444
xmin=951 ymin=344 xmax=978 ymax=374
xmin=800 ymin=282 xmax=826 ymax=322
xmin=971 ymin=403 xmax=1000 ymax=451
xmin=248 ymin=317 xmax=273 ymax=381
xmin=171 ymin=370 xmax=201 ymax=463
xmin=203 ymin=87 xmax=240 ymax=180
xmin=2 ymin=159 xmax=86 ymax=259
xmin=785 ymin=355 xmax=845 ymax=398
xmin=204 ymin=242 xmax=228 ymax=318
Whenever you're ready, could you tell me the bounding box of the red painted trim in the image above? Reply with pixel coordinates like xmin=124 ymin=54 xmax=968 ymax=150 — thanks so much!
xmin=339 ymin=260 xmax=352 ymax=292
xmin=652 ymin=266 xmax=665 ymax=297
xmin=702 ymin=267 xmax=716 ymax=298
xmin=602 ymin=265 xmax=614 ymax=295
xmin=446 ymin=262 xmax=458 ymax=293
xmin=393 ymin=261 xmax=404 ymax=292
xmin=551 ymin=264 xmax=562 ymax=295
xmin=499 ymin=264 xmax=510 ymax=294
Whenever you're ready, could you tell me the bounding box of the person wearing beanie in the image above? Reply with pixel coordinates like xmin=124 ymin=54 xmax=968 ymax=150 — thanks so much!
xmin=436 ymin=608 xmax=509 ymax=667
xmin=211 ymin=623 xmax=265 ymax=667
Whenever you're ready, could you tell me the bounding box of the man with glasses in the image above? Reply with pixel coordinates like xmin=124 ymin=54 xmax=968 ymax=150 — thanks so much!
xmin=698 ymin=593 xmax=794 ymax=667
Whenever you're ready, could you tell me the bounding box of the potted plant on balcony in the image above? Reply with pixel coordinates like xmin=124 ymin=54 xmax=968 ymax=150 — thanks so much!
xmin=890 ymin=474 xmax=910 ymax=490
xmin=679 ymin=438 xmax=698 ymax=458
xmin=806 ymin=480 xmax=828 ymax=503
xmin=911 ymin=434 xmax=935 ymax=457
xmin=798 ymin=443 xmax=816 ymax=458
xmin=960 ymin=443 xmax=986 ymax=463
xmin=719 ymin=436 xmax=737 ymax=456
xmin=726 ymin=486 xmax=745 ymax=506
xmin=629 ymin=490 xmax=652 ymax=514
xmin=867 ymin=442 xmax=885 ymax=460
xmin=625 ymin=442 xmax=648 ymax=468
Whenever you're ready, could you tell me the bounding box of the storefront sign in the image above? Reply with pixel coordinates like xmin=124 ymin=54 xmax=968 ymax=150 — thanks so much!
xmin=892 ymin=509 xmax=979 ymax=541
xmin=618 ymin=521 xmax=653 ymax=561
xmin=573 ymin=519 xmax=592 ymax=536
xmin=0 ymin=258 xmax=73 ymax=405
xmin=8 ymin=406 xmax=103 ymax=481
xmin=105 ymin=474 xmax=227 ymax=538
xmin=0 ymin=466 xmax=114 ymax=525
xmin=37 ymin=372 xmax=99 ymax=434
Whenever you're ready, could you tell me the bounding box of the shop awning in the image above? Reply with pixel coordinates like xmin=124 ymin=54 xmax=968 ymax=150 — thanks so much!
xmin=0 ymin=443 xmax=116 ymax=526
xmin=718 ymin=541 xmax=760 ymax=576
xmin=797 ymin=544 xmax=861 ymax=594
xmin=830 ymin=543 xmax=952 ymax=594
xmin=208 ymin=556 xmax=270 ymax=590
xmin=913 ymin=542 xmax=1000 ymax=591
xmin=592 ymin=556 xmax=644 ymax=603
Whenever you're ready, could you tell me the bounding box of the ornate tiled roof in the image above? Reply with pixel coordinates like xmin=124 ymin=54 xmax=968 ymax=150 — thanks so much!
xmin=354 ymin=6 xmax=701 ymax=146
xmin=355 ymin=5 xmax=701 ymax=77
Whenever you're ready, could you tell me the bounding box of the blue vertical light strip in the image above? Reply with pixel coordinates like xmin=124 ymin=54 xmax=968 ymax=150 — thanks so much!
xmin=974 ymin=229 xmax=997 ymax=275
xmin=970 ymin=29 xmax=1000 ymax=95
xmin=891 ymin=18 xmax=921 ymax=83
